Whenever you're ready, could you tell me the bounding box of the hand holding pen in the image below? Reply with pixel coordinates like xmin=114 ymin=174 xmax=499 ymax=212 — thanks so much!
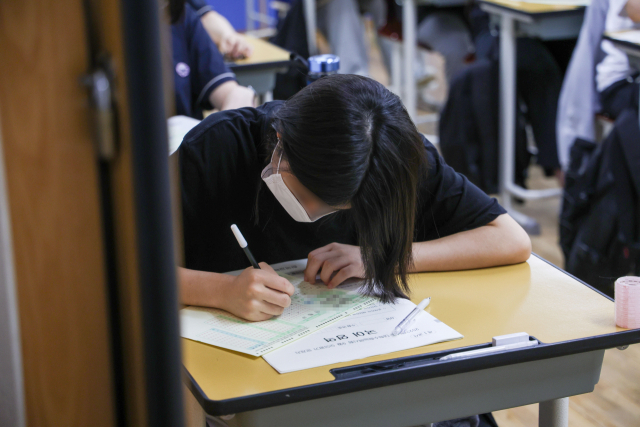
xmin=231 ymin=224 xmax=260 ymax=269
xmin=225 ymin=225 xmax=294 ymax=321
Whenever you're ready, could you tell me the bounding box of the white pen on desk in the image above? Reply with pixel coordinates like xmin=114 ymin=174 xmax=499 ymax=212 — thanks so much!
xmin=439 ymin=340 xmax=539 ymax=361
xmin=391 ymin=297 xmax=431 ymax=336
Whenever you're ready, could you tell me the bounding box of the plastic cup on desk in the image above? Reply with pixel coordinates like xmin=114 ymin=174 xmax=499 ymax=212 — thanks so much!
xmin=615 ymin=276 xmax=640 ymax=329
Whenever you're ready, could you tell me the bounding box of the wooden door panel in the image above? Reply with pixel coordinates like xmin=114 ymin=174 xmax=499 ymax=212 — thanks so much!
xmin=0 ymin=1 xmax=116 ymax=425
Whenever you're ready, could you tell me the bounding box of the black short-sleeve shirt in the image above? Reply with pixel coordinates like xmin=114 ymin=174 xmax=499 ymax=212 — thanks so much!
xmin=177 ymin=102 xmax=506 ymax=273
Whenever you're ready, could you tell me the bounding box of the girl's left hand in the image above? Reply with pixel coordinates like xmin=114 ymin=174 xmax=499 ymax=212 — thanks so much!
xmin=304 ymin=243 xmax=365 ymax=289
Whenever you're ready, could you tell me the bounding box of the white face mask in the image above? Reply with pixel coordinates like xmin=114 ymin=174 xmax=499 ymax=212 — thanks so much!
xmin=261 ymin=144 xmax=337 ymax=223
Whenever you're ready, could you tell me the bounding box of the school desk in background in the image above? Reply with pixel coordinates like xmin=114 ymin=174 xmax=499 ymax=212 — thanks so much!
xmin=225 ymin=36 xmax=291 ymax=103
xmin=479 ymin=0 xmax=587 ymax=235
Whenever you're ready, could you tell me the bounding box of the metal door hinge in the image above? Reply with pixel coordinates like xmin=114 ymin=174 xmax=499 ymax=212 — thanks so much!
xmin=82 ymin=65 xmax=117 ymax=161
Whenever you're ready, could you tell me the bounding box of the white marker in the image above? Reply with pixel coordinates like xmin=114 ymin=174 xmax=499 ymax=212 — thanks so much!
xmin=231 ymin=224 xmax=260 ymax=269
xmin=391 ymin=297 xmax=431 ymax=336
xmin=439 ymin=340 xmax=539 ymax=361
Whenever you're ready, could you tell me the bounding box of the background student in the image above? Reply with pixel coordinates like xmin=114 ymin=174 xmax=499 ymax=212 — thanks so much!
xmin=170 ymin=0 xmax=256 ymax=119
xmin=175 ymin=74 xmax=531 ymax=321
xmin=186 ymin=0 xmax=254 ymax=59
xmin=597 ymin=0 xmax=640 ymax=119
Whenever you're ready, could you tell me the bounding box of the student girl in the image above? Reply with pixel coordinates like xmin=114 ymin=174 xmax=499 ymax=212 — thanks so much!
xmin=176 ymin=74 xmax=531 ymax=321
xmin=597 ymin=0 xmax=640 ymax=119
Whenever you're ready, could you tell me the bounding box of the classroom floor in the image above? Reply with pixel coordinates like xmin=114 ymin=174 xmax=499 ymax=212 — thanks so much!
xmin=362 ymin=22 xmax=640 ymax=427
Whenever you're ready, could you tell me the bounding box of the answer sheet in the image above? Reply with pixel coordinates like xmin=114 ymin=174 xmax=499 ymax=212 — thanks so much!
xmin=263 ymin=297 xmax=463 ymax=373
xmin=180 ymin=261 xmax=377 ymax=357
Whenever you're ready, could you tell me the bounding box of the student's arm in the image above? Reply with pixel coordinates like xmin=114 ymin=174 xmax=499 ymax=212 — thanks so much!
xmin=199 ymin=11 xmax=253 ymax=59
xmin=410 ymin=213 xmax=531 ymax=272
xmin=178 ymin=263 xmax=295 ymax=321
xmin=304 ymin=214 xmax=531 ymax=288
xmin=187 ymin=7 xmax=255 ymax=112
xmin=626 ymin=0 xmax=640 ymax=22
xmin=209 ymin=80 xmax=256 ymax=111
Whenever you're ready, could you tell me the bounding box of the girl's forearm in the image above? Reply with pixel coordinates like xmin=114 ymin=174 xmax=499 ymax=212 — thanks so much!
xmin=410 ymin=214 xmax=531 ymax=272
xmin=178 ymin=266 xmax=234 ymax=308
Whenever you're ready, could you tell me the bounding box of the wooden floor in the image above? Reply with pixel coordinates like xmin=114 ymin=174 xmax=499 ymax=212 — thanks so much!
xmin=364 ymin=23 xmax=640 ymax=426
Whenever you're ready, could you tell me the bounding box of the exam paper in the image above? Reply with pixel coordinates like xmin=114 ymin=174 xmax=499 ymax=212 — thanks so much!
xmin=180 ymin=262 xmax=377 ymax=357
xmin=263 ymin=298 xmax=463 ymax=373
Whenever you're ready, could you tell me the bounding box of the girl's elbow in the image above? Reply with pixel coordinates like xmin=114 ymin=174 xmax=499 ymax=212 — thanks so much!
xmin=511 ymin=231 xmax=532 ymax=264
xmin=493 ymin=214 xmax=531 ymax=264
xmin=519 ymin=237 xmax=532 ymax=263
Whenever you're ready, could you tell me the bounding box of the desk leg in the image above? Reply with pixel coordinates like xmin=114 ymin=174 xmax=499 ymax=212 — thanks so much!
xmin=539 ymin=397 xmax=569 ymax=427
xmin=303 ymin=0 xmax=317 ymax=56
xmin=245 ymin=0 xmax=254 ymax=33
xmin=498 ymin=14 xmax=516 ymax=215
xmin=402 ymin=0 xmax=416 ymax=121
xmin=184 ymin=383 xmax=206 ymax=427
xmin=498 ymin=13 xmax=541 ymax=234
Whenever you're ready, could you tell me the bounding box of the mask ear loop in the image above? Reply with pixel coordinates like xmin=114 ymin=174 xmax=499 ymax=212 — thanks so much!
xmin=274 ymin=140 xmax=283 ymax=174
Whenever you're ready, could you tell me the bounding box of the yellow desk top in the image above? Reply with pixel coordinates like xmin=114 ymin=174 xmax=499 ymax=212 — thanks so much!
xmin=227 ymin=36 xmax=290 ymax=68
xmin=480 ymin=0 xmax=584 ymax=14
xmin=183 ymin=256 xmax=631 ymax=402
xmin=605 ymin=30 xmax=640 ymax=47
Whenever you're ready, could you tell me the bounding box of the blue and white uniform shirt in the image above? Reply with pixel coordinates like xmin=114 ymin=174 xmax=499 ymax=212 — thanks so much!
xmin=172 ymin=4 xmax=236 ymax=119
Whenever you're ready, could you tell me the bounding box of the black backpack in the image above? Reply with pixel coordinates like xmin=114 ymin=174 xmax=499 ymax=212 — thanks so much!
xmin=560 ymin=109 xmax=640 ymax=297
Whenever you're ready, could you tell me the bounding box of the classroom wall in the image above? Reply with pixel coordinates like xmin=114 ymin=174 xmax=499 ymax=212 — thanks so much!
xmin=209 ymin=0 xmax=247 ymax=30
xmin=207 ymin=0 xmax=281 ymax=31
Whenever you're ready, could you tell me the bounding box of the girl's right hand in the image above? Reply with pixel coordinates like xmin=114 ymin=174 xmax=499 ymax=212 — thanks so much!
xmin=220 ymin=263 xmax=295 ymax=321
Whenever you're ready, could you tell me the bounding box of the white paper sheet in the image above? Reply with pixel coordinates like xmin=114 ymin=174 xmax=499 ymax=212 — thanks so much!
xmin=263 ymin=297 xmax=463 ymax=373
xmin=180 ymin=260 xmax=377 ymax=357
xmin=167 ymin=115 xmax=200 ymax=155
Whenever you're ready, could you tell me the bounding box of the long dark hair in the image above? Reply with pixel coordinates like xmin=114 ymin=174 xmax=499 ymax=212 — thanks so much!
xmin=272 ymin=75 xmax=428 ymax=303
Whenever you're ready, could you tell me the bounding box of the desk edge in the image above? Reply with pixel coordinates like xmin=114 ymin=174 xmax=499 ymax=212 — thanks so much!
xmin=603 ymin=35 xmax=640 ymax=55
xmin=226 ymin=59 xmax=292 ymax=72
xmin=478 ymin=0 xmax=585 ymax=19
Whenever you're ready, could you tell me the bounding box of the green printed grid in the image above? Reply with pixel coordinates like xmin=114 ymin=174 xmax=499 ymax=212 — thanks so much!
xmin=208 ymin=291 xmax=377 ymax=355
xmin=216 ymin=313 xmax=305 ymax=340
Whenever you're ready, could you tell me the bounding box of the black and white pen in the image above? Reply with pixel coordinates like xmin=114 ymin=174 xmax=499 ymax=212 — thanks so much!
xmin=231 ymin=224 xmax=260 ymax=269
